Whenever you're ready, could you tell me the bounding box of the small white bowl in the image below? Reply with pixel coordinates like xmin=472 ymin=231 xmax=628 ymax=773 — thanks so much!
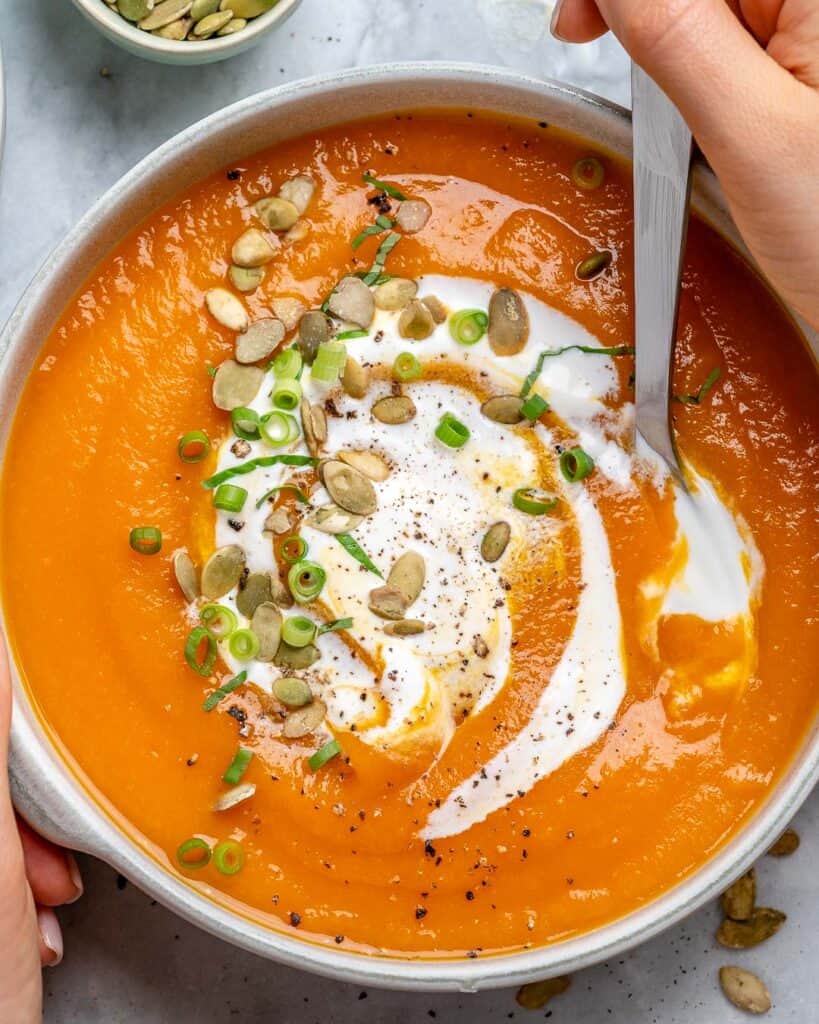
xmin=68 ymin=0 xmax=303 ymax=65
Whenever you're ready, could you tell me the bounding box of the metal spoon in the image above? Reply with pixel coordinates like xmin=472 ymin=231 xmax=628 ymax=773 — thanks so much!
xmin=631 ymin=63 xmax=693 ymax=483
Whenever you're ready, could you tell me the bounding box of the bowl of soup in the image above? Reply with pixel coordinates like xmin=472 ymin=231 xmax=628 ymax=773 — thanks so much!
xmin=2 ymin=64 xmax=817 ymax=991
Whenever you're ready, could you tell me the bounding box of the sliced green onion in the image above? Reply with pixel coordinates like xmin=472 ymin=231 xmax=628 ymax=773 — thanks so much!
xmin=311 ymin=341 xmax=347 ymax=384
xmin=519 ymin=345 xmax=636 ymax=398
xmin=560 ymin=447 xmax=595 ymax=482
xmin=361 ymin=232 xmax=401 ymax=286
xmin=272 ymin=347 xmax=302 ymax=379
xmin=336 ymin=329 xmax=369 ymax=341
xmin=129 ymin=526 xmax=162 ymax=556
xmin=213 ymin=839 xmax=245 ymax=876
xmin=203 ymin=670 xmax=247 ymax=712
xmin=177 ymin=430 xmax=210 ymax=464
xmin=200 ymin=603 xmax=238 ymax=638
xmin=213 ymin=483 xmax=248 ymax=514
xmin=203 ymin=455 xmax=316 ymax=490
xmin=281 ymin=615 xmax=317 ymax=648
xmin=288 ymin=560 xmax=327 ymax=604
xmin=512 ymin=487 xmax=559 ymax=516
xmin=520 ymin=393 xmax=549 ymax=420
xmin=228 ymin=629 xmax=260 ymax=661
xmin=308 ymin=738 xmax=343 ymax=772
xmin=231 ymin=407 xmax=260 ymax=441
xmin=335 ymin=534 xmax=383 ymax=577
xmin=185 ymin=626 xmax=218 ymax=677
xmin=255 ymin=483 xmax=310 ymax=510
xmin=448 ymin=309 xmax=488 ymax=346
xmin=393 ymin=351 xmax=422 ymax=381
xmin=223 ymin=746 xmax=254 ymax=785
xmin=362 ymin=173 xmax=407 ymax=201
xmin=572 ymin=156 xmax=605 ymax=190
xmin=269 ymin=378 xmax=301 ymax=413
xmin=318 ymin=617 xmax=353 ymax=636
xmin=177 ymin=837 xmax=211 ymax=870
xmin=675 ymin=367 xmax=722 ymax=406
xmin=281 ymin=535 xmax=308 ymax=563
xmin=435 ymin=413 xmax=470 ymax=449
xmin=259 ymin=410 xmax=300 ymax=447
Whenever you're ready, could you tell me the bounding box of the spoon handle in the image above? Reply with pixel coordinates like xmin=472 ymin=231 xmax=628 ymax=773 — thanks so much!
xmin=631 ymin=63 xmax=693 ymax=479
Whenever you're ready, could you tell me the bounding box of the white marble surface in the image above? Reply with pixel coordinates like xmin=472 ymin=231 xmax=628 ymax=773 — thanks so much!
xmin=0 ymin=0 xmax=816 ymax=1021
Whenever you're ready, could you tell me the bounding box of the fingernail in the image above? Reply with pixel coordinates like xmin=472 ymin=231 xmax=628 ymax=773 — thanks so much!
xmin=65 ymin=854 xmax=84 ymax=904
xmin=550 ymin=0 xmax=568 ymax=41
xmin=38 ymin=907 xmax=63 ymax=967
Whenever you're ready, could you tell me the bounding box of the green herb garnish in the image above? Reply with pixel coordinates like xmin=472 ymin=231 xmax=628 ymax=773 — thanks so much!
xmin=675 ymin=367 xmax=722 ymax=406
xmin=202 ymin=455 xmax=316 ymax=490
xmin=203 ymin=670 xmax=248 ymax=712
xmin=335 ymin=534 xmax=383 ymax=577
xmin=520 ymin=344 xmax=635 ymax=398
xmin=362 ymin=173 xmax=407 ymax=201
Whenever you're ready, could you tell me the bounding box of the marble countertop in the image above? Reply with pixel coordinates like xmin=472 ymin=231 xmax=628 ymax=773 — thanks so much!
xmin=0 ymin=1 xmax=816 ymax=1020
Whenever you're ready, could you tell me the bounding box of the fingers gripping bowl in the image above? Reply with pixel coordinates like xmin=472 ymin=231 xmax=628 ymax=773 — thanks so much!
xmin=2 ymin=66 xmax=818 ymax=991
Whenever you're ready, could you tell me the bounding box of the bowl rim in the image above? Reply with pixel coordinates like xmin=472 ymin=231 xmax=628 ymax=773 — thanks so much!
xmin=3 ymin=61 xmax=818 ymax=992
xmin=69 ymin=0 xmax=303 ymax=60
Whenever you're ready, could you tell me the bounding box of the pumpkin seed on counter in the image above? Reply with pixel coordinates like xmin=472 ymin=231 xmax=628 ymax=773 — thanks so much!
xmin=720 ymin=868 xmax=756 ymax=922
xmin=109 ymin=0 xmax=279 ymax=42
xmin=718 ymin=967 xmax=771 ymax=1015
xmin=716 ymin=907 xmax=786 ymax=949
xmin=767 ymin=828 xmax=800 ymax=856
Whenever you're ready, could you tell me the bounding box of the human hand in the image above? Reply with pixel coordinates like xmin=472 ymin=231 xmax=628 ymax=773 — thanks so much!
xmin=551 ymin=0 xmax=819 ymax=330
xmin=0 ymin=638 xmax=83 ymax=1023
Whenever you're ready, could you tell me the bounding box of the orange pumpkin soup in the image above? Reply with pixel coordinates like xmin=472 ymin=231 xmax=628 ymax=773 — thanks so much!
xmin=2 ymin=111 xmax=817 ymax=959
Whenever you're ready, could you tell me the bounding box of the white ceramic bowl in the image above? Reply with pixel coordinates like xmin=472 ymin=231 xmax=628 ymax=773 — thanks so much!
xmin=69 ymin=0 xmax=303 ymax=65
xmin=3 ymin=63 xmax=818 ymax=993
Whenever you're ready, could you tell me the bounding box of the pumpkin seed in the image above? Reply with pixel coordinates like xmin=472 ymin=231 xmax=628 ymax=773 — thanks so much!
xmin=398 ymin=299 xmax=435 ymax=340
xmin=481 ymin=521 xmax=511 ymax=563
xmin=368 ymin=584 xmax=408 ymax=620
xmin=220 ymin=0 xmax=274 ymax=18
xmin=138 ymin=0 xmax=192 ymax=29
xmin=269 ymin=575 xmax=294 ymax=609
xmin=327 ymin=277 xmax=375 ymax=329
xmin=263 ymin=507 xmax=291 ymax=535
xmin=373 ymin=278 xmax=417 ymax=311
xmin=192 ymin=9 xmax=233 ymax=36
xmin=473 ymin=634 xmax=489 ymax=658
xmin=231 ymin=228 xmax=277 ymax=269
xmin=273 ymin=676 xmax=313 ymax=708
xmin=768 ymin=828 xmax=800 ymax=856
xmin=516 ymin=976 xmax=571 ymax=1010
xmin=305 ymin=504 xmax=365 ymax=535
xmin=205 ymin=287 xmax=248 ymax=332
xmin=301 ymin=398 xmax=319 ymax=458
xmin=384 ymin=619 xmax=425 ymax=636
xmin=117 ymin=0 xmax=153 ymax=21
xmin=372 ymin=395 xmax=416 ymax=425
xmin=153 ymin=16 xmax=192 ymax=37
xmin=716 ymin=907 xmax=786 ymax=949
xmin=720 ymin=869 xmax=756 ymax=922
xmin=278 ymin=175 xmax=316 ymax=216
xmin=235 ymin=318 xmax=285 ymax=364
xmin=212 ymin=359 xmax=264 ymax=411
xmin=190 ymin=0 xmax=218 ymax=17
xmin=388 ymin=551 xmax=425 ymax=606
xmin=323 ymin=461 xmax=377 ymax=516
xmin=395 ymin=199 xmax=431 ymax=234
xmin=217 ymin=16 xmax=246 ymax=33
xmin=251 ymin=602 xmax=282 ymax=662
xmin=213 ymin=782 xmax=256 ymax=812
xmin=229 ymin=264 xmax=265 ymax=293
xmin=576 ymin=249 xmax=613 ymax=281
xmin=310 ymin=404 xmax=328 ymax=445
xmin=342 ymin=357 xmax=370 ymax=399
xmin=719 ymin=966 xmax=771 ymax=1015
xmin=480 ymin=394 xmax=524 ymax=424
xmin=298 ymin=311 xmax=329 ymax=364
xmin=275 ymin=642 xmax=320 ymax=672
xmin=236 ymin=572 xmax=274 ymax=618
xmin=172 ymin=549 xmax=199 ymax=602
xmin=488 ymin=288 xmax=529 ymax=356
xmin=422 ymin=295 xmax=447 ymax=324
xmin=338 ymin=450 xmax=390 ymax=482
xmin=282 ymin=697 xmax=326 ymax=738
xmin=255 ymin=196 xmax=300 ymax=232
xmin=272 ymin=297 xmax=306 ymax=332
xmin=284 ymin=221 xmax=310 ymax=244
xmin=201 ymin=545 xmax=246 ymax=599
